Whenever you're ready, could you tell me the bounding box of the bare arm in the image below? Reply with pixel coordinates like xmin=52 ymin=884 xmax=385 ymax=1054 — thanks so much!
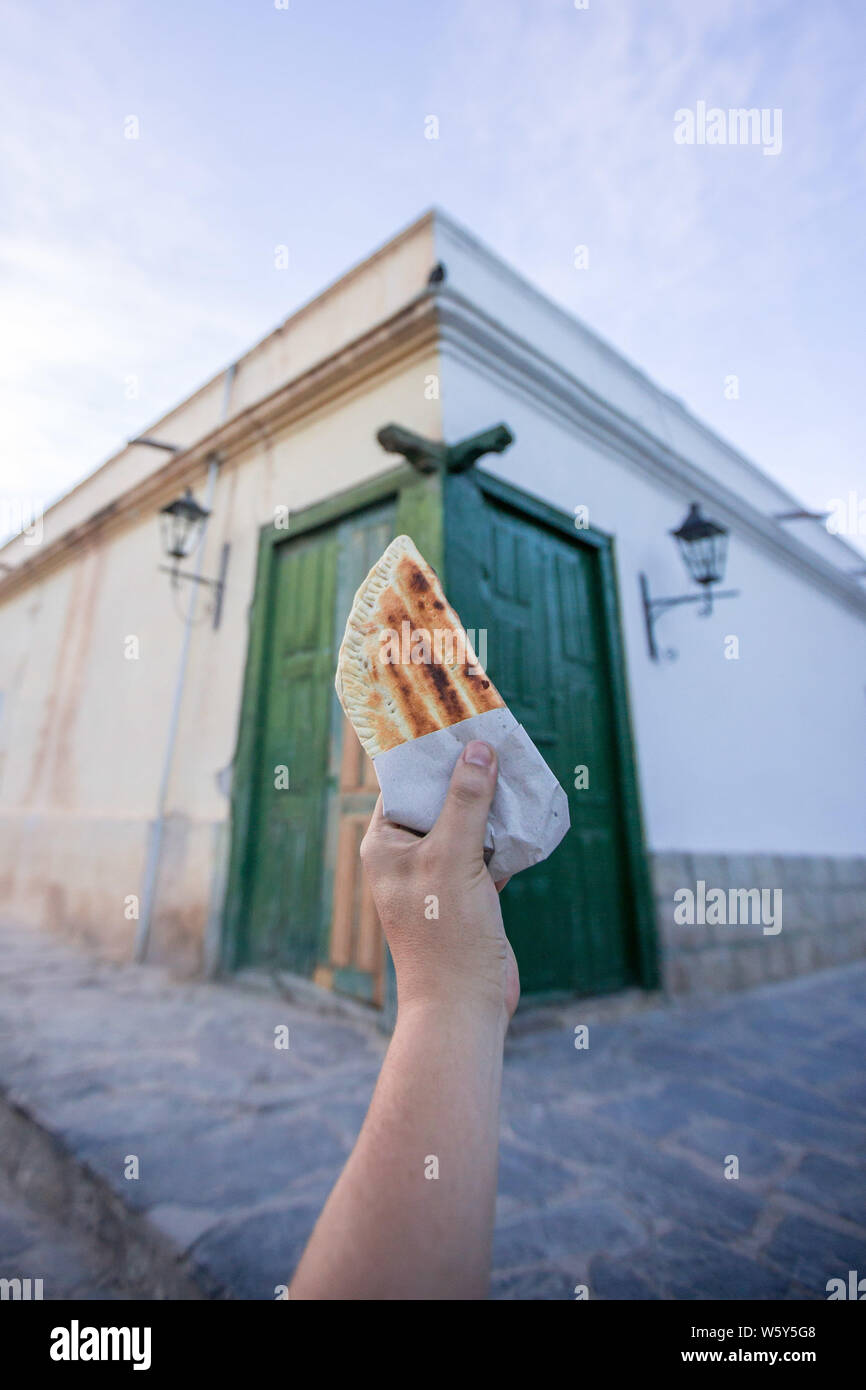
xmin=289 ymin=741 xmax=518 ymax=1300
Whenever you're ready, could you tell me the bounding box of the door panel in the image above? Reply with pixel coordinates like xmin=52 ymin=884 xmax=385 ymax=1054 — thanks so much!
xmin=243 ymin=527 xmax=337 ymax=973
xmin=230 ymin=469 xmax=645 ymax=1004
xmin=321 ymin=503 xmax=395 ymax=1006
xmin=240 ymin=504 xmax=393 ymax=996
xmin=447 ymin=483 xmax=642 ymax=997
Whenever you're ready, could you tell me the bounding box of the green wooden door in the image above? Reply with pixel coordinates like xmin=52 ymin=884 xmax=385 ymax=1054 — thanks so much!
xmin=225 ymin=460 xmax=651 ymax=1004
xmin=322 ymin=502 xmax=396 ymax=1004
xmin=240 ymin=527 xmax=337 ymax=972
xmin=446 ymin=475 xmax=649 ymax=997
xmin=224 ymin=466 xmax=443 ymax=992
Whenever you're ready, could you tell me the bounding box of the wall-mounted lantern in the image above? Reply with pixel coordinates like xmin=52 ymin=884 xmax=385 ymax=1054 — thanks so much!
xmin=158 ymin=487 xmax=229 ymax=629
xmin=159 ymin=488 xmax=209 ymax=562
xmin=639 ymin=502 xmax=739 ymax=661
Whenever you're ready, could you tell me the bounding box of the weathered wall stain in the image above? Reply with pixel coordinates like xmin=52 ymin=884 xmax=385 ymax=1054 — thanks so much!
xmin=23 ymin=544 xmax=107 ymax=809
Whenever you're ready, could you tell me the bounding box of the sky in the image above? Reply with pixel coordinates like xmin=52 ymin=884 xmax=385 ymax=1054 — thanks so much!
xmin=1 ymin=0 xmax=864 ymax=551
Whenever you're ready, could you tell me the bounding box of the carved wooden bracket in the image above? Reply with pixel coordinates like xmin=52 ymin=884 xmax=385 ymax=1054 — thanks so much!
xmin=376 ymin=422 xmax=514 ymax=474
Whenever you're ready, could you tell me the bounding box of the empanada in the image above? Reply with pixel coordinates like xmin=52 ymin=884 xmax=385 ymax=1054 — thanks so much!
xmin=335 ymin=535 xmax=504 ymax=758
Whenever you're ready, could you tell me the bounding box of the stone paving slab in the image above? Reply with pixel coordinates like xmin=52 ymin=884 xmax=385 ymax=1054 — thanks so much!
xmin=0 ymin=922 xmax=864 ymax=1300
xmin=0 ymin=1162 xmax=150 ymax=1301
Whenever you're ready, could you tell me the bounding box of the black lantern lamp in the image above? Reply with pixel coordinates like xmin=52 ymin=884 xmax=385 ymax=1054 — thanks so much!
xmin=672 ymin=503 xmax=729 ymax=589
xmin=157 ymin=487 xmax=230 ymax=629
xmin=640 ymin=502 xmax=739 ymax=661
xmin=159 ymin=488 xmax=210 ymax=563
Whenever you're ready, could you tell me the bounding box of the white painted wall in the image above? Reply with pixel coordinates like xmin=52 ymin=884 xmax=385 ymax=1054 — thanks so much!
xmin=434 ymin=211 xmax=860 ymax=576
xmin=436 ymin=228 xmax=866 ymax=856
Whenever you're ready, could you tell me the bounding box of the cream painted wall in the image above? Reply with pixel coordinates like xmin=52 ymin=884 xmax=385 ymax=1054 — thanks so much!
xmin=0 ymin=347 xmax=442 ymax=963
xmin=165 ymin=357 xmax=441 ymax=823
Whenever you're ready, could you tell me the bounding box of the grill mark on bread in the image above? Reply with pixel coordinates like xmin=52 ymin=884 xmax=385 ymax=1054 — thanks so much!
xmin=335 ymin=534 xmax=506 ymax=758
xmin=406 ymin=563 xmax=430 ymax=593
xmin=422 ymin=659 xmax=470 ymax=722
xmin=385 ymin=664 xmax=438 ymax=740
xmin=463 ymin=662 xmax=491 ymax=691
xmin=378 ymin=598 xmax=470 ymax=729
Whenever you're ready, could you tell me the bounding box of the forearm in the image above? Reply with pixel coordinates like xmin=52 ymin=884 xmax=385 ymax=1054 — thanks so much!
xmin=289 ymin=998 xmax=507 ymax=1300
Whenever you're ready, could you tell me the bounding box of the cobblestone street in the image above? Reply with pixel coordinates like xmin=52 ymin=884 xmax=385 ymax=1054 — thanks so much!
xmin=1 ymin=922 xmax=864 ymax=1300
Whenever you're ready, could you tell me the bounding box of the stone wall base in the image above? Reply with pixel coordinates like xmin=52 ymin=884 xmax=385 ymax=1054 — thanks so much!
xmin=650 ymin=852 xmax=866 ymax=996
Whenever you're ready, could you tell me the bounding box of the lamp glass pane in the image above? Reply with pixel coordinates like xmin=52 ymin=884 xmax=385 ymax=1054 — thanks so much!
xmin=160 ymin=508 xmax=200 ymax=560
xmin=677 ymin=528 xmax=728 ymax=585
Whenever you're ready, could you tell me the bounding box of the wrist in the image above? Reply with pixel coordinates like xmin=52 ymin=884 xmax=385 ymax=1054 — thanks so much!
xmin=396 ymin=990 xmax=509 ymax=1041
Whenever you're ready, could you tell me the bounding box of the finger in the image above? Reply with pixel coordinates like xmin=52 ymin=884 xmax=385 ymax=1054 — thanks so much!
xmin=363 ymin=795 xmax=422 ymax=852
xmin=426 ymin=740 xmax=497 ymax=863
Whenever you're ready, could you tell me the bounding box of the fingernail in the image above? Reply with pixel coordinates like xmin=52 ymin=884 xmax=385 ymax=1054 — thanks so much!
xmin=463 ymin=740 xmax=493 ymax=767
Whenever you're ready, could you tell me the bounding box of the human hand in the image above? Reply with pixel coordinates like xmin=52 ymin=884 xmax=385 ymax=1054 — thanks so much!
xmin=360 ymin=740 xmax=520 ymax=1026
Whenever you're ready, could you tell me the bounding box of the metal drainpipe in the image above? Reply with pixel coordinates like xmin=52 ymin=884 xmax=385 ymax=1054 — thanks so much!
xmin=134 ymin=362 xmax=237 ymax=963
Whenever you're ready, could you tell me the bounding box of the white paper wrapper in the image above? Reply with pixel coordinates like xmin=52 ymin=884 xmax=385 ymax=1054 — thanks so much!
xmin=372 ymin=707 xmax=570 ymax=880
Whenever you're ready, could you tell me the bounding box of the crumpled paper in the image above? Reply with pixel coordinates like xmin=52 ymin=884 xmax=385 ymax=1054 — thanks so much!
xmin=372 ymin=707 xmax=570 ymax=880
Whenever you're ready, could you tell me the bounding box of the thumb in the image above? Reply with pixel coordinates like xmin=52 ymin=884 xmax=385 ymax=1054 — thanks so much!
xmin=427 ymin=740 xmax=497 ymax=864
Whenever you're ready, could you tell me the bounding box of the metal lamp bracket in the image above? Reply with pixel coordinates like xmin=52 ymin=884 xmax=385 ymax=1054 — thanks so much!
xmin=159 ymin=542 xmax=231 ymax=629
xmin=639 ymin=573 xmax=740 ymax=662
